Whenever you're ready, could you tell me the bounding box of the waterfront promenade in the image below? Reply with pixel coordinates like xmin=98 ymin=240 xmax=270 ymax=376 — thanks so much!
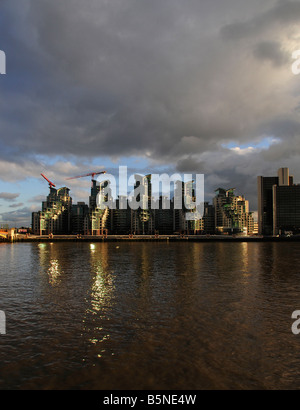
xmin=1 ymin=233 xmax=300 ymax=243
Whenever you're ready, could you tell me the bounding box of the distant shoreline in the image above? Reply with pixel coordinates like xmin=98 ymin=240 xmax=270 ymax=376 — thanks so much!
xmin=1 ymin=234 xmax=300 ymax=243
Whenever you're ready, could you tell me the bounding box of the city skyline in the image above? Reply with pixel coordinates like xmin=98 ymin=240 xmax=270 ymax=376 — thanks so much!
xmin=28 ymin=166 xmax=300 ymax=235
xmin=1 ymin=1 xmax=300 ymax=226
xmin=0 ymin=164 xmax=297 ymax=228
xmin=31 ymin=171 xmax=256 ymax=236
xmin=1 ymin=167 xmax=259 ymax=229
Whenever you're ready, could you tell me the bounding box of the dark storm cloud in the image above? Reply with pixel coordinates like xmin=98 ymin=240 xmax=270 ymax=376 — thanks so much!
xmin=0 ymin=0 xmax=280 ymax=158
xmin=220 ymin=0 xmax=300 ymax=41
xmin=1 ymin=0 xmax=300 ymax=208
xmin=253 ymin=41 xmax=289 ymax=67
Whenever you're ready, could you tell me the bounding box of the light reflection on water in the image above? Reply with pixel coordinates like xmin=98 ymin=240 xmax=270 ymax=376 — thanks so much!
xmin=0 ymin=241 xmax=300 ymax=389
xmin=85 ymin=243 xmax=114 ymax=356
xmin=47 ymin=260 xmax=61 ymax=286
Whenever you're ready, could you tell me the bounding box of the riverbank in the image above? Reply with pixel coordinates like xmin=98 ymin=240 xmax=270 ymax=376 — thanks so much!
xmin=1 ymin=234 xmax=300 ymax=243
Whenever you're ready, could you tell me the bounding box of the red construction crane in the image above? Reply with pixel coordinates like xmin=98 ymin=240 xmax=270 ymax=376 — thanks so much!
xmin=41 ymin=173 xmax=56 ymax=189
xmin=66 ymin=171 xmax=106 ymax=181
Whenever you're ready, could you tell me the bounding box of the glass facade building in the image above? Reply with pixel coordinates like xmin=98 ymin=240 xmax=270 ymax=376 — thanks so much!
xmin=258 ymin=168 xmax=300 ymax=236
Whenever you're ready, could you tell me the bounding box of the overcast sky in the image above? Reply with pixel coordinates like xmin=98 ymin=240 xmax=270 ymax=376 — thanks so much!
xmin=1 ymin=0 xmax=300 ymax=226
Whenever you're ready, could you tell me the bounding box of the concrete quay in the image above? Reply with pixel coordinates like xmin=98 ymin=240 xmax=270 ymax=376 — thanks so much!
xmin=3 ymin=234 xmax=300 ymax=243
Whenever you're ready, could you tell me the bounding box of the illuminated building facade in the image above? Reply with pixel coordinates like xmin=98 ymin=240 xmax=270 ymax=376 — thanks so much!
xmin=214 ymin=188 xmax=254 ymax=235
xmin=257 ymin=167 xmax=300 ymax=236
xmin=32 ymin=187 xmax=72 ymax=235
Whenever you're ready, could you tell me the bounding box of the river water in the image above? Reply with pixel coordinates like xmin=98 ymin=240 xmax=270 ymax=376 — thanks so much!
xmin=0 ymin=241 xmax=300 ymax=390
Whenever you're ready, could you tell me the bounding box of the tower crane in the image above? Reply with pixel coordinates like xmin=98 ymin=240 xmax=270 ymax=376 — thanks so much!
xmin=41 ymin=173 xmax=56 ymax=189
xmin=66 ymin=171 xmax=106 ymax=181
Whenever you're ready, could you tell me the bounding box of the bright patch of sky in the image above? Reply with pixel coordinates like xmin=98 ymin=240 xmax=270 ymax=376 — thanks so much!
xmin=222 ymin=136 xmax=281 ymax=151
